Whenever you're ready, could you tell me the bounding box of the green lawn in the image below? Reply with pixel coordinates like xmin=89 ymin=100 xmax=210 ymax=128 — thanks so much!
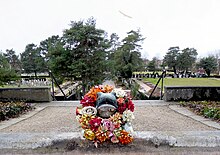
xmin=133 ymin=71 xmax=174 ymax=75
xmin=143 ymin=78 xmax=220 ymax=87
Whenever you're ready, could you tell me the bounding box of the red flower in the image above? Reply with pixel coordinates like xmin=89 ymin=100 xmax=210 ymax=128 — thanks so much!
xmin=80 ymin=95 xmax=96 ymax=107
xmin=123 ymin=98 xmax=134 ymax=112
xmin=117 ymin=103 xmax=127 ymax=114
xmin=117 ymin=98 xmax=134 ymax=113
xmin=89 ymin=117 xmax=102 ymax=131
xmin=127 ymin=99 xmax=134 ymax=112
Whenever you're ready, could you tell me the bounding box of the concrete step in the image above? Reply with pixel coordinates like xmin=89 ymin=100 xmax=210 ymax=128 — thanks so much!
xmin=0 ymin=131 xmax=220 ymax=150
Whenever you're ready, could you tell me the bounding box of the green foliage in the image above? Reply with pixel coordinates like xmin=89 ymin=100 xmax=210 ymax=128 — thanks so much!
xmin=163 ymin=47 xmax=198 ymax=73
xmin=20 ymin=44 xmax=48 ymax=77
xmin=17 ymin=18 xmax=146 ymax=90
xmin=0 ymin=53 xmax=19 ymax=86
xmin=114 ymin=30 xmax=144 ymax=79
xmin=197 ymin=56 xmax=218 ymax=76
xmin=147 ymin=57 xmax=157 ymax=71
xmin=163 ymin=46 xmax=180 ymax=74
xmin=3 ymin=49 xmax=21 ymax=72
xmin=0 ymin=102 xmax=34 ymax=121
xmin=202 ymin=107 xmax=220 ymax=119
xmin=130 ymin=81 xmax=140 ymax=99
xmin=47 ymin=18 xmax=109 ymax=92
xmin=180 ymin=101 xmax=220 ymax=121
xmin=105 ymin=33 xmax=121 ymax=78
xmin=177 ymin=48 xmax=197 ymax=72
xmin=47 ymin=40 xmax=72 ymax=80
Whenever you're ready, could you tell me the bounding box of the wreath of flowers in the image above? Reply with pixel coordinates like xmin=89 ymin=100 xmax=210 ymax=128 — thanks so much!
xmin=76 ymin=85 xmax=135 ymax=147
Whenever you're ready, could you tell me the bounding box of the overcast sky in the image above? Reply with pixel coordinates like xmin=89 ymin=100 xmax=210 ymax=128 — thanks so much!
xmin=1 ymin=0 xmax=220 ymax=59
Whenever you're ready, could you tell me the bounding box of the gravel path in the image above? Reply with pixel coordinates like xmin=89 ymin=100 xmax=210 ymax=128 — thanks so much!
xmin=133 ymin=106 xmax=215 ymax=131
xmin=0 ymin=105 xmax=216 ymax=133
xmin=1 ymin=107 xmax=80 ymax=133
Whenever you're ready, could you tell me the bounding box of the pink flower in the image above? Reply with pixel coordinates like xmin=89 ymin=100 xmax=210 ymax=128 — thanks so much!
xmin=111 ymin=135 xmax=119 ymax=143
xmin=102 ymin=119 xmax=115 ymax=131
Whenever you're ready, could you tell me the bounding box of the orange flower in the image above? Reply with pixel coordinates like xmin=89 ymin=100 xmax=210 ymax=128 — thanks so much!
xmin=95 ymin=126 xmax=110 ymax=143
xmin=86 ymin=86 xmax=102 ymax=101
xmin=102 ymin=85 xmax=114 ymax=93
xmin=118 ymin=130 xmax=133 ymax=145
xmin=109 ymin=113 xmax=122 ymax=128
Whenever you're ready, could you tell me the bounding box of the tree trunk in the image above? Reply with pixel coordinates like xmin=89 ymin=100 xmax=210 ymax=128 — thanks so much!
xmin=206 ymin=69 xmax=211 ymax=76
xmin=82 ymin=81 xmax=86 ymax=95
xmin=34 ymin=70 xmax=37 ymax=79
xmin=173 ymin=66 xmax=177 ymax=74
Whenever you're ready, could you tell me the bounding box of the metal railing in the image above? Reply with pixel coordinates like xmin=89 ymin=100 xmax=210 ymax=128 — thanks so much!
xmin=149 ymin=70 xmax=166 ymax=100
xmin=49 ymin=71 xmax=67 ymax=100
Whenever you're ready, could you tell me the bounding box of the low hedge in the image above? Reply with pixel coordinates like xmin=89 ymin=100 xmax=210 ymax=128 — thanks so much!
xmin=180 ymin=101 xmax=220 ymax=123
xmin=0 ymin=102 xmax=34 ymax=121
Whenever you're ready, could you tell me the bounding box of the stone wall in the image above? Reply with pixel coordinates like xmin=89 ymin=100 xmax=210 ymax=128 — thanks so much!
xmin=164 ymin=86 xmax=220 ymax=101
xmin=0 ymin=87 xmax=51 ymax=102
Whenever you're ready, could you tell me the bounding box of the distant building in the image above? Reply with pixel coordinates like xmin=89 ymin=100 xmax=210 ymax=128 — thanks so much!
xmin=197 ymin=68 xmax=205 ymax=74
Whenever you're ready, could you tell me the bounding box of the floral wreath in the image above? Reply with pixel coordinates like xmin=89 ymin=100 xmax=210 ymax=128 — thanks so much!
xmin=76 ymin=85 xmax=135 ymax=147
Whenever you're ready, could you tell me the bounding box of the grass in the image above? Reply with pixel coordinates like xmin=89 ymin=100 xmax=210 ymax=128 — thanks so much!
xmin=133 ymin=71 xmax=174 ymax=75
xmin=143 ymin=78 xmax=220 ymax=88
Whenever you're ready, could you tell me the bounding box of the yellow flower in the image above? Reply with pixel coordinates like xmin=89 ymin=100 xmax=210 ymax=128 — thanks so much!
xmin=84 ymin=129 xmax=96 ymax=140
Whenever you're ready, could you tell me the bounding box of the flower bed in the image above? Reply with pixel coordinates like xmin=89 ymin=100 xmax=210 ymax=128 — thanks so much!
xmin=76 ymin=85 xmax=135 ymax=147
xmin=180 ymin=101 xmax=220 ymax=123
xmin=0 ymin=102 xmax=34 ymax=121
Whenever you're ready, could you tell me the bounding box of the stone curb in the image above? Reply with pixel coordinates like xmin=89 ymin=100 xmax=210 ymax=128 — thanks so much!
xmin=0 ymin=107 xmax=45 ymax=130
xmin=0 ymin=131 xmax=220 ymax=150
xmin=169 ymin=105 xmax=220 ymax=130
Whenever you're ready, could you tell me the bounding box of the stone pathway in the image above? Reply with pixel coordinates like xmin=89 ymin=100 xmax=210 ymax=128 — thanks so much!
xmin=0 ymin=100 xmax=220 ymax=152
xmin=1 ymin=102 xmax=216 ymax=133
xmin=133 ymin=79 xmax=151 ymax=93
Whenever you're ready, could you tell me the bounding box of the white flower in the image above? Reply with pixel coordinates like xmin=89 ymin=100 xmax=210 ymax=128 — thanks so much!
xmin=124 ymin=123 xmax=134 ymax=134
xmin=112 ymin=88 xmax=126 ymax=98
xmin=80 ymin=106 xmax=97 ymax=116
xmin=122 ymin=110 xmax=135 ymax=122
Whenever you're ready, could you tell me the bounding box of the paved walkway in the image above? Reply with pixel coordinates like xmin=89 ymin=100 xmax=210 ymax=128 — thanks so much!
xmin=0 ymin=101 xmax=220 ymax=153
xmin=133 ymin=79 xmax=151 ymax=93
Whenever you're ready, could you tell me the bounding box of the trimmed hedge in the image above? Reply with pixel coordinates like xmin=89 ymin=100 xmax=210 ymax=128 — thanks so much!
xmin=0 ymin=102 xmax=34 ymax=121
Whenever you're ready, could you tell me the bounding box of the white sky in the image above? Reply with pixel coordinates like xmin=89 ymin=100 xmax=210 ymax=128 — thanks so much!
xmin=1 ymin=0 xmax=220 ymax=59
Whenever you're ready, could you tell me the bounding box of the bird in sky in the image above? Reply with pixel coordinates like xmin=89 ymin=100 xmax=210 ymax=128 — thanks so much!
xmin=119 ymin=10 xmax=132 ymax=18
